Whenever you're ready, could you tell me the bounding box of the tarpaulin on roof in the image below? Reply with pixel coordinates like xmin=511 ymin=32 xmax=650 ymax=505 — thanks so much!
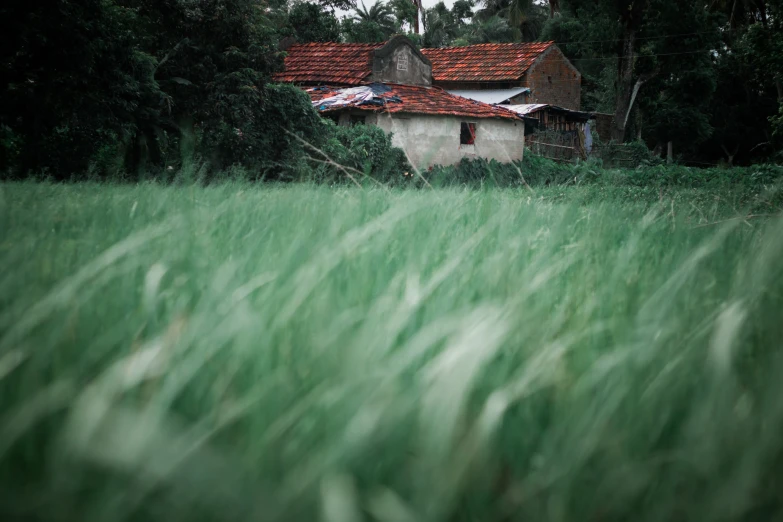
xmin=447 ymin=87 xmax=530 ymax=105
xmin=306 ymin=83 xmax=523 ymax=121
xmin=312 ymin=86 xmax=375 ymax=110
xmin=311 ymin=84 xmax=401 ymax=111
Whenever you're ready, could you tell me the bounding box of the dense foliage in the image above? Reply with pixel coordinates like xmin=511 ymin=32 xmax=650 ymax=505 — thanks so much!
xmin=0 ymin=0 xmax=407 ymax=180
xmin=540 ymin=0 xmax=783 ymax=165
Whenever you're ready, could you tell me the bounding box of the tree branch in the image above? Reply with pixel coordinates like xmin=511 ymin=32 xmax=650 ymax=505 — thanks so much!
xmin=154 ymin=39 xmax=189 ymax=77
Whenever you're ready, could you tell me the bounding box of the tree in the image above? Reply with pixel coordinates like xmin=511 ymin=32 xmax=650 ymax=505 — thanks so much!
xmin=633 ymin=3 xmax=721 ymax=157
xmin=314 ymin=0 xmax=357 ymax=12
xmin=608 ymin=0 xmax=652 ymax=142
xmin=548 ymin=0 xmax=559 ymax=18
xmin=390 ymin=0 xmax=419 ymax=33
xmin=354 ymin=1 xmax=398 ymax=33
xmin=0 ymin=0 xmax=328 ymax=178
xmin=452 ymin=0 xmax=475 ymax=22
xmin=0 ymin=0 xmax=162 ymax=175
xmin=474 ymin=0 xmax=545 ymax=41
xmin=289 ymin=2 xmax=341 ymax=43
xmin=456 ymin=15 xmax=514 ymax=45
xmin=422 ymin=5 xmax=453 ymax=47
xmin=344 ymin=1 xmax=398 ymax=42
xmin=551 ymin=0 xmax=721 ymax=144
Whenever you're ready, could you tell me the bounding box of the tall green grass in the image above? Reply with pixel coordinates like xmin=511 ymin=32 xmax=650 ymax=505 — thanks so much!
xmin=1 ymin=181 xmax=782 ymax=522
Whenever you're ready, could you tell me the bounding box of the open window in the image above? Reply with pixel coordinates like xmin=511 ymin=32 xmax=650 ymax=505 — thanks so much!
xmin=460 ymin=122 xmax=476 ymax=145
xmin=350 ymin=115 xmax=366 ymax=126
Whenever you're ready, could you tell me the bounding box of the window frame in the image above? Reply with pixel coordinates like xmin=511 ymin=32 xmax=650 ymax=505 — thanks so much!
xmin=460 ymin=122 xmax=477 ymax=146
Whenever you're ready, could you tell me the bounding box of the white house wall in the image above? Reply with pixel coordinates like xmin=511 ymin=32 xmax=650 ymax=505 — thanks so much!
xmin=374 ymin=113 xmax=525 ymax=168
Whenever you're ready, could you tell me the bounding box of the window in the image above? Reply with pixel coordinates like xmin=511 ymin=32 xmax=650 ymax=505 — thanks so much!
xmin=397 ymin=55 xmax=409 ymax=71
xmin=460 ymin=122 xmax=476 ymax=145
xmin=350 ymin=115 xmax=366 ymax=126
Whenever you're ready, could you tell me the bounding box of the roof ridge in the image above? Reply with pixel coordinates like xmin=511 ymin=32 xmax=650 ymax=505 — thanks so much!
xmin=421 ymin=41 xmax=554 ymax=51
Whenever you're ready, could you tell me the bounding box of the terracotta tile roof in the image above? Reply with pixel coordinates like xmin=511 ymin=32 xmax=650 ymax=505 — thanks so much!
xmin=421 ymin=42 xmax=554 ymax=82
xmin=307 ymin=84 xmax=522 ymax=121
xmin=273 ymin=42 xmax=383 ymax=85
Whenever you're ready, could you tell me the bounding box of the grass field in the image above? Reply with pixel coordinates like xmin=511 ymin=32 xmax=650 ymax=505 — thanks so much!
xmin=1 ymin=181 xmax=783 ymax=522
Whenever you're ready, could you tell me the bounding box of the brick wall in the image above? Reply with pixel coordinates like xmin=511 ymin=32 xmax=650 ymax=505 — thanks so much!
xmin=522 ymin=47 xmax=581 ymax=111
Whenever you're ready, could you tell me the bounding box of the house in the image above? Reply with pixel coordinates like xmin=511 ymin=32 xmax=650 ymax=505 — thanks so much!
xmin=309 ymin=83 xmax=525 ymax=168
xmin=421 ymin=42 xmax=582 ymax=111
xmin=275 ymin=38 xmax=581 ymax=110
xmin=276 ymin=36 xmax=526 ymax=168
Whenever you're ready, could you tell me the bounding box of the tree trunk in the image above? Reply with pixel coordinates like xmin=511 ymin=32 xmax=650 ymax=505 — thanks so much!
xmin=610 ymin=0 xmax=650 ymax=143
xmin=667 ymin=141 xmax=673 ymax=164
xmin=412 ymin=0 xmax=420 ymax=33
xmin=549 ymin=0 xmax=560 ymax=18
xmin=721 ymin=143 xmax=739 ymax=166
xmin=758 ymin=0 xmax=768 ymax=27
xmin=636 ymin=110 xmax=643 ymax=141
xmin=611 ymin=25 xmax=636 ymax=142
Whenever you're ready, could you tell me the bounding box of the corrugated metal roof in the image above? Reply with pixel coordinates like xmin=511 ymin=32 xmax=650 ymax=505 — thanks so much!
xmin=307 ymin=84 xmax=523 ymax=121
xmin=503 ymin=104 xmax=549 ymax=115
xmin=421 ymin=42 xmax=554 ymax=82
xmin=447 ymin=87 xmax=530 ymax=104
xmin=505 ymin=104 xmax=593 ymax=122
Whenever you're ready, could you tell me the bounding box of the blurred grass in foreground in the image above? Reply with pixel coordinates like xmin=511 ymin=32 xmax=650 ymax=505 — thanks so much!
xmin=1 ymin=181 xmax=782 ymax=522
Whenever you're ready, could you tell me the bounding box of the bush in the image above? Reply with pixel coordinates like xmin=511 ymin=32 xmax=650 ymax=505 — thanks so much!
xmin=400 ymin=153 xmax=783 ymax=197
xmin=301 ymin=122 xmax=411 ymax=185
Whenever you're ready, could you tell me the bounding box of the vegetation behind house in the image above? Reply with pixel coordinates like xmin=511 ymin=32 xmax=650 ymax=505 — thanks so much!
xmin=2 ymin=0 xmax=782 ymax=181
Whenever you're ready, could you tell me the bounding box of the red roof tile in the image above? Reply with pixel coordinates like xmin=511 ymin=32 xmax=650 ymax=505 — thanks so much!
xmin=421 ymin=42 xmax=554 ymax=82
xmin=274 ymin=42 xmax=383 ymax=85
xmin=307 ymin=84 xmax=522 ymax=121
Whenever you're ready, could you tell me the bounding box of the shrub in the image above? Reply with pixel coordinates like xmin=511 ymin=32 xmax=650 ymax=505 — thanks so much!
xmin=301 ymin=122 xmax=411 ymax=185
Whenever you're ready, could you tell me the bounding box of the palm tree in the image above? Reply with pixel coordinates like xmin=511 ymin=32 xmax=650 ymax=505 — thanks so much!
xmin=352 ymin=1 xmax=398 ymax=36
xmin=389 ymin=0 xmax=418 ymax=32
xmin=422 ymin=8 xmax=451 ymax=47
xmin=475 ymin=0 xmax=544 ymax=41
xmin=507 ymin=0 xmax=544 ymax=41
xmin=461 ymin=14 xmax=514 ymax=44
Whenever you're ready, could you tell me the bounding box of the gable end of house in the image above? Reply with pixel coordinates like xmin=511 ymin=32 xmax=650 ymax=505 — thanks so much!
xmin=522 ymin=45 xmax=581 ymax=111
xmin=371 ymin=35 xmax=433 ymax=87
